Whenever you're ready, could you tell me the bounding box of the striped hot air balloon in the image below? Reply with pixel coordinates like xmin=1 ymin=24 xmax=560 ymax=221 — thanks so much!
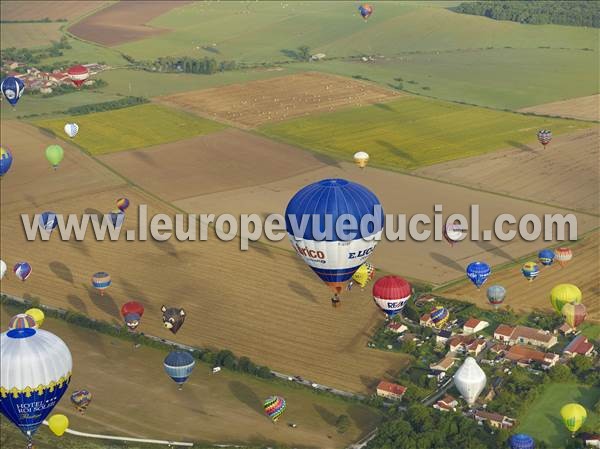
xmin=64 ymin=123 xmax=79 ymax=138
xmin=91 ymin=272 xmax=111 ymax=296
xmin=163 ymin=351 xmax=196 ymax=389
xmin=509 ymin=434 xmax=535 ymax=449
xmin=537 ymin=129 xmax=552 ymax=148
xmin=349 ymin=262 xmax=375 ymax=290
xmin=0 ymin=146 xmax=13 ymax=177
xmin=430 ymin=306 xmax=449 ymax=328
xmin=70 ymin=390 xmax=92 ymax=413
xmin=521 ymin=261 xmax=540 ymax=282
xmin=263 ymin=396 xmax=286 ymax=422
xmin=8 ymin=314 xmax=37 ymax=330
xmin=116 ymin=197 xmax=130 ymax=212
xmin=67 ymin=65 xmax=89 ymax=88
xmin=13 ymin=262 xmax=32 ymax=282
xmin=550 ymin=284 xmax=582 ymax=314
xmin=554 ymin=247 xmax=572 ymax=267
xmin=560 ymin=403 xmax=587 ymax=434
xmin=358 ymin=4 xmax=373 ymax=20
xmin=486 ymin=285 xmax=506 ymax=309
xmin=372 ymin=275 xmax=411 ymax=317
xmin=561 ymin=302 xmax=586 ymax=328
xmin=538 ymin=249 xmax=555 ymax=267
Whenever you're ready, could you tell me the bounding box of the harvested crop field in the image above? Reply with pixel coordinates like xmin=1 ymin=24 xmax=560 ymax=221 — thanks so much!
xmin=416 ymin=127 xmax=600 ymax=215
xmin=98 ymin=129 xmax=326 ymax=201
xmin=519 ymin=94 xmax=600 ymax=122
xmin=35 ymin=103 xmax=226 ymax=155
xmin=0 ymin=305 xmax=380 ymax=448
xmin=0 ymin=23 xmax=63 ymax=49
xmin=0 ymin=1 xmax=109 ymax=21
xmin=157 ymin=72 xmax=402 ymax=128
xmin=68 ymin=1 xmax=190 ymax=47
xmin=439 ymin=232 xmax=600 ymax=323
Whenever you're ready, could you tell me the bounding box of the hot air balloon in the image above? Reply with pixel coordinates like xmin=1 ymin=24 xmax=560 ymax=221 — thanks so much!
xmin=40 ymin=211 xmax=58 ymax=233
xmin=1 ymin=76 xmax=25 ymax=106
xmin=0 ymin=146 xmax=13 ymax=177
xmin=486 ymin=285 xmax=506 ymax=309
xmin=537 ymin=129 xmax=552 ymax=148
xmin=67 ymin=65 xmax=89 ymax=88
xmin=116 ymin=197 xmax=130 ymax=212
xmin=121 ymin=301 xmax=144 ymax=331
xmin=358 ymin=4 xmax=373 ymax=20
xmin=91 ymin=272 xmax=111 ymax=296
xmin=550 ymin=284 xmax=582 ymax=314
xmin=521 ymin=261 xmax=540 ymax=282
xmin=45 ymin=145 xmax=64 ymax=170
xmin=353 ymin=151 xmax=369 ymax=169
xmin=430 ymin=306 xmax=449 ymax=328
xmin=554 ymin=247 xmax=573 ymax=267
xmin=25 ymin=308 xmax=44 ymax=328
xmin=64 ymin=123 xmax=79 ymax=138
xmin=47 ymin=414 xmax=69 ymax=436
xmin=562 ymin=302 xmax=586 ymax=328
xmin=372 ymin=275 xmax=411 ymax=317
xmin=349 ymin=262 xmax=375 ymax=290
xmin=161 ymin=306 xmax=186 ymax=334
xmin=443 ymin=220 xmax=465 ymax=246
xmin=163 ymin=351 xmax=196 ymax=389
xmin=70 ymin=389 xmax=92 ymax=413
xmin=8 ymin=314 xmax=37 ymax=330
xmin=13 ymin=262 xmax=32 ymax=282
xmin=538 ymin=249 xmax=555 ymax=267
xmin=466 ymin=262 xmax=491 ymax=289
xmin=509 ymin=434 xmax=535 ymax=449
xmin=109 ymin=209 xmax=125 ymax=229
xmin=0 ymin=328 xmax=72 ymax=448
xmin=0 ymin=259 xmax=6 ymax=279
xmin=285 ymin=179 xmax=383 ymax=305
xmin=453 ymin=357 xmax=486 ymax=406
xmin=560 ymin=403 xmax=587 ymax=434
xmin=263 ymin=396 xmax=286 ymax=422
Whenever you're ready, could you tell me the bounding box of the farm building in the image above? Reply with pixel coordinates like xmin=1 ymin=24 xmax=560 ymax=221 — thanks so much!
xmin=563 ymin=335 xmax=595 ymax=357
xmin=419 ymin=313 xmax=433 ymax=327
xmin=429 ymin=355 xmax=455 ymax=372
xmin=557 ymin=323 xmax=576 ymax=335
xmin=376 ymin=381 xmax=407 ymax=401
xmin=463 ymin=318 xmax=489 ymax=335
xmin=473 ymin=410 xmax=516 ymax=429
xmin=504 ymin=345 xmax=559 ymax=368
xmin=387 ymin=322 xmax=408 ymax=334
xmin=493 ymin=324 xmax=557 ymax=349
xmin=448 ymin=335 xmax=487 ymax=356
xmin=434 ymin=395 xmax=458 ymax=412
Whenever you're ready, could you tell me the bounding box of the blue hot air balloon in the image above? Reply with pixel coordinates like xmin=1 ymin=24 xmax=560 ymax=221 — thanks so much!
xmin=538 ymin=249 xmax=555 ymax=267
xmin=0 ymin=328 xmax=72 ymax=448
xmin=13 ymin=262 xmax=32 ymax=282
xmin=0 ymin=146 xmax=13 ymax=177
xmin=285 ymin=179 xmax=383 ymax=301
xmin=40 ymin=211 xmax=58 ymax=233
xmin=466 ymin=262 xmax=491 ymax=289
xmin=164 ymin=351 xmax=196 ymax=389
xmin=109 ymin=210 xmax=125 ymax=229
xmin=509 ymin=433 xmax=535 ymax=449
xmin=1 ymin=76 xmax=25 ymax=106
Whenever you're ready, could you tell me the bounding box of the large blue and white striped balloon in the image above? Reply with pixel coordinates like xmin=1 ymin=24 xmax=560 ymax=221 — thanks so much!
xmin=1 ymin=76 xmax=25 ymax=106
xmin=466 ymin=261 xmax=491 ymax=289
xmin=0 ymin=328 xmax=72 ymax=443
xmin=164 ymin=351 xmax=196 ymax=387
xmin=285 ymin=179 xmax=383 ymax=295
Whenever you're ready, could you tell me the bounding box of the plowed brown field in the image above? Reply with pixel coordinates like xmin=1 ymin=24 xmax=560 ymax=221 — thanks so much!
xmin=519 ymin=94 xmax=600 ymax=122
xmin=1 ymin=1 xmax=109 ymax=21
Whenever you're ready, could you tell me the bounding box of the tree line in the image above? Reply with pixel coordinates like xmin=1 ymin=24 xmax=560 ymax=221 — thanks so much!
xmin=1 ymin=17 xmax=67 ymax=23
xmin=65 ymin=96 xmax=149 ymax=115
xmin=135 ymin=56 xmax=238 ymax=75
xmin=452 ymin=1 xmax=600 ymax=28
xmin=2 ymin=36 xmax=72 ymax=65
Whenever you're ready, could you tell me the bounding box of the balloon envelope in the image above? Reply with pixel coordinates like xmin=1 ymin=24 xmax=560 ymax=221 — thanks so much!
xmin=164 ymin=351 xmax=195 ymax=386
xmin=91 ymin=272 xmax=111 ymax=293
xmin=351 ymin=262 xmax=375 ymax=288
xmin=25 ymin=308 xmax=45 ymax=328
xmin=0 ymin=328 xmax=72 ymax=439
xmin=48 ymin=414 xmax=69 ymax=436
xmin=537 ymin=129 xmax=552 ymax=146
xmin=550 ymin=284 xmax=582 ymax=314
xmin=45 ymin=145 xmax=64 ymax=168
xmin=116 ymin=197 xmax=130 ymax=212
xmin=554 ymin=247 xmax=573 ymax=265
xmin=453 ymin=357 xmax=486 ymax=406
xmin=430 ymin=306 xmax=449 ymax=328
xmin=67 ymin=65 xmax=89 ymax=87
xmin=285 ymin=179 xmax=383 ymax=295
xmin=264 ymin=396 xmax=286 ymax=422
xmin=538 ymin=249 xmax=555 ymax=266
xmin=509 ymin=434 xmax=535 ymax=449
xmin=561 ymin=302 xmax=586 ymax=328
xmin=40 ymin=211 xmax=58 ymax=233
xmin=372 ymin=276 xmax=411 ymax=316
xmin=70 ymin=389 xmax=92 ymax=412
xmin=466 ymin=262 xmax=491 ymax=289
xmin=8 ymin=314 xmax=37 ymax=330
xmin=0 ymin=259 xmax=7 ymax=279
xmin=358 ymin=4 xmax=373 ymax=19
xmin=486 ymin=285 xmax=506 ymax=308
xmin=1 ymin=76 xmax=25 ymax=106
xmin=560 ymin=403 xmax=587 ymax=433
xmin=64 ymin=123 xmax=79 ymax=138
xmin=521 ymin=261 xmax=540 ymax=281
xmin=0 ymin=146 xmax=13 ymax=177
xmin=13 ymin=262 xmax=32 ymax=281
xmin=353 ymin=151 xmax=369 ymax=168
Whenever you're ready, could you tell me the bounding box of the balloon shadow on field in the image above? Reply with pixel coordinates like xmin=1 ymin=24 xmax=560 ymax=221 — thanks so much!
xmin=69 ymin=239 xmax=91 ymax=257
xmin=84 ymin=208 xmax=102 ymax=218
xmin=311 ymin=151 xmax=342 ymax=168
xmin=429 ymin=252 xmax=464 ymax=274
xmin=84 ymin=285 xmax=120 ymax=320
xmin=24 ymin=193 xmax=40 ymax=208
xmin=314 ymin=404 xmax=338 ymax=426
xmin=67 ymin=294 xmax=87 ymax=314
xmin=228 ymin=381 xmax=263 ymax=416
xmin=117 ymin=278 xmax=155 ymax=313
xmin=346 ymin=404 xmax=373 ymax=433
xmin=373 ymin=102 xmax=395 ymax=113
xmin=474 ymin=240 xmax=515 ymax=263
xmin=49 ymin=261 xmax=73 ymax=284
xmin=288 ymin=280 xmax=318 ymax=303
xmin=359 ymin=375 xmax=378 ymax=390
xmin=151 ymin=239 xmax=179 ymax=258
xmin=131 ymin=150 xmax=159 ymax=168
xmin=506 ymin=140 xmax=535 ymax=153
xmin=375 ymin=139 xmax=416 ymax=165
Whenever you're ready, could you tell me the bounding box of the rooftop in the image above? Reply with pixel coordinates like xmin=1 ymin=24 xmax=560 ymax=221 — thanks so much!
xmin=564 ymin=335 xmax=594 ymax=355
xmin=376 ymin=380 xmax=407 ymax=396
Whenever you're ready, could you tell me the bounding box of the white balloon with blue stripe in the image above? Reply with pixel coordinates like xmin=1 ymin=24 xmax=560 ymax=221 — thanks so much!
xmin=64 ymin=123 xmax=79 ymax=138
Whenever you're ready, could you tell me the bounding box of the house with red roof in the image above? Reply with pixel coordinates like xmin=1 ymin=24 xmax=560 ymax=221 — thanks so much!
xmin=563 ymin=335 xmax=595 ymax=358
xmin=504 ymin=344 xmax=559 ymax=368
xmin=493 ymin=324 xmax=557 ymax=349
xmin=463 ymin=317 xmax=489 ymax=335
xmin=434 ymin=395 xmax=458 ymax=412
xmin=376 ymin=381 xmax=407 ymax=401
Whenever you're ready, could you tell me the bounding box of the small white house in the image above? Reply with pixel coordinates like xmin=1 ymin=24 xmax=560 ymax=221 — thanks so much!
xmin=463 ymin=318 xmax=489 ymax=335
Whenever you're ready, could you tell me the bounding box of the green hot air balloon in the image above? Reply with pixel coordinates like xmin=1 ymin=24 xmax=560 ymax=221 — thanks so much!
xmin=45 ymin=145 xmax=64 ymax=170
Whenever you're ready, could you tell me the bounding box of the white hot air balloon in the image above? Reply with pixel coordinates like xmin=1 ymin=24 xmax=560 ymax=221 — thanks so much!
xmin=64 ymin=123 xmax=79 ymax=138
xmin=0 ymin=328 xmax=72 ymax=447
xmin=0 ymin=259 xmax=6 ymax=280
xmin=353 ymin=151 xmax=369 ymax=169
xmin=453 ymin=357 xmax=486 ymax=406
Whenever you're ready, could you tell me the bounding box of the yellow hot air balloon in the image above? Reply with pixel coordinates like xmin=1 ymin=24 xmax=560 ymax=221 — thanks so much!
xmin=560 ymin=403 xmax=587 ymax=434
xmin=48 ymin=414 xmax=69 ymax=436
xmin=350 ymin=262 xmax=375 ymax=289
xmin=550 ymin=284 xmax=582 ymax=314
xmin=353 ymin=151 xmax=369 ymax=169
xmin=25 ymin=307 xmax=45 ymax=328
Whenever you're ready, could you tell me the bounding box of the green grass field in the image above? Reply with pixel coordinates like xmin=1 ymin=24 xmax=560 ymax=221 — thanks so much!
xmin=260 ymin=96 xmax=593 ymax=170
xmin=517 ymin=383 xmax=600 ymax=448
xmin=579 ymin=323 xmax=600 ymax=340
xmin=35 ymin=103 xmax=226 ymax=154
xmin=0 ymin=22 xmax=64 ymax=49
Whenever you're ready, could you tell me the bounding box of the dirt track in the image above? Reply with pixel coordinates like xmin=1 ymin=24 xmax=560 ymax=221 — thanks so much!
xmin=1 ymin=1 xmax=110 ymax=21
xmin=519 ymin=94 xmax=600 ymax=122
xmin=68 ymin=1 xmax=190 ymax=47
xmin=416 ymin=128 xmax=600 ymax=215
xmin=157 ymin=72 xmax=402 ymax=128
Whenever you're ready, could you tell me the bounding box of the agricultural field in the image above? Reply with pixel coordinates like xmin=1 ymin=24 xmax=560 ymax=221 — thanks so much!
xmin=157 ymin=72 xmax=402 ymax=128
xmin=519 ymin=94 xmax=600 ymax=122
xmin=0 ymin=1 xmax=110 ymax=21
xmin=0 ymin=304 xmax=381 ymax=448
xmin=0 ymin=23 xmax=63 ymax=49
xmin=34 ymin=104 xmax=226 ymax=155
xmin=416 ymin=127 xmax=600 ymax=215
xmin=68 ymin=1 xmax=191 ymax=47
xmin=440 ymin=232 xmax=600 ymax=323
xmin=517 ymin=383 xmax=600 ymax=448
xmin=260 ymin=95 xmax=593 ymax=170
